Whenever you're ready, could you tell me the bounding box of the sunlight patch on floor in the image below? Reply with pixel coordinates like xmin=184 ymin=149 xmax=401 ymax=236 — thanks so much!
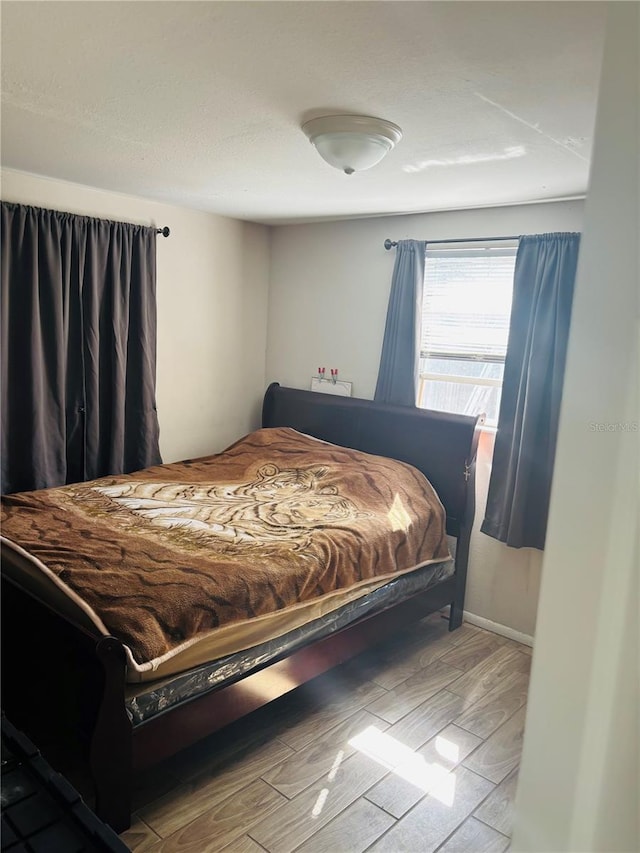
xmin=348 ymin=725 xmax=458 ymax=806
xmin=312 ymin=787 xmax=329 ymax=818
xmin=435 ymin=733 xmax=460 ymax=763
xmin=349 ymin=725 xmax=415 ymax=770
xmin=327 ymin=749 xmax=345 ymax=782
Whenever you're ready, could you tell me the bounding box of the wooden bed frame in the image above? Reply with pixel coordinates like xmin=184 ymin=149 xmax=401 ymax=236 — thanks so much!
xmin=1 ymin=383 xmax=483 ymax=833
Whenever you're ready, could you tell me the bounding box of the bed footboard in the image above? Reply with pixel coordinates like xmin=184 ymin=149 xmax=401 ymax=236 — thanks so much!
xmin=91 ymin=637 xmax=132 ymax=834
xmin=0 ymin=578 xmax=133 ymax=832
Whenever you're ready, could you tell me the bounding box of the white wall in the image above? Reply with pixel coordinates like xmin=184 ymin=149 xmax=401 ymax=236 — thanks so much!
xmin=1 ymin=169 xmax=270 ymax=463
xmin=267 ymin=200 xmax=584 ymax=639
xmin=513 ymin=4 xmax=638 ymax=851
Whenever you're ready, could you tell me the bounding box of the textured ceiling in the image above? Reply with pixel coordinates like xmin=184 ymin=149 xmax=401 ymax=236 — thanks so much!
xmin=1 ymin=1 xmax=605 ymax=224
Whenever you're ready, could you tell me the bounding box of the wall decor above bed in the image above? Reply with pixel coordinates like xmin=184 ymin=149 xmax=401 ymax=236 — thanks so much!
xmin=1 ymin=382 xmax=484 ymax=832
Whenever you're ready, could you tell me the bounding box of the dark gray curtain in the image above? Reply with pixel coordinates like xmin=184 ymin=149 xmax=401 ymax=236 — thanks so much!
xmin=481 ymin=232 xmax=581 ymax=549
xmin=1 ymin=202 xmax=161 ymax=493
xmin=374 ymin=239 xmax=426 ymax=406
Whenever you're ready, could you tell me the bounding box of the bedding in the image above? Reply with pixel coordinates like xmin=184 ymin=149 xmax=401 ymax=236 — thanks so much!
xmin=1 ymin=427 xmax=449 ymax=682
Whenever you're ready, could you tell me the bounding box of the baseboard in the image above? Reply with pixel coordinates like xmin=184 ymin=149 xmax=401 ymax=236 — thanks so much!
xmin=442 ymin=606 xmax=534 ymax=647
xmin=463 ymin=610 xmax=534 ymax=647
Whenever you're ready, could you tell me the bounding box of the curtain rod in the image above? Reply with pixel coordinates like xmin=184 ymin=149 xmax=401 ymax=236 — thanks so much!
xmin=384 ymin=235 xmax=519 ymax=250
xmin=156 ymin=227 xmax=170 ymax=237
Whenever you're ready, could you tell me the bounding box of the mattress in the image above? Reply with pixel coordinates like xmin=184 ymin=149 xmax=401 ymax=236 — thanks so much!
xmin=1 ymin=427 xmax=450 ymax=682
xmin=125 ymin=555 xmax=455 ymax=724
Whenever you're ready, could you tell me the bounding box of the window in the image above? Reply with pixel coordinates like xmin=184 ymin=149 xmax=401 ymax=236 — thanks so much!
xmin=418 ymin=246 xmax=517 ymax=426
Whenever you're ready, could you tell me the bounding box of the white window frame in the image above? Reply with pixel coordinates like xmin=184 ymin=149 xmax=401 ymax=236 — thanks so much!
xmin=418 ymin=243 xmax=518 ymax=426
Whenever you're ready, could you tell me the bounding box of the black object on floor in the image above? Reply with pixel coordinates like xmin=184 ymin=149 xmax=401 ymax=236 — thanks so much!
xmin=1 ymin=714 xmax=129 ymax=852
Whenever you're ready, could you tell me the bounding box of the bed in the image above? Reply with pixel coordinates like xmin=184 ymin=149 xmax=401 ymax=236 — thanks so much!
xmin=1 ymin=382 xmax=483 ymax=832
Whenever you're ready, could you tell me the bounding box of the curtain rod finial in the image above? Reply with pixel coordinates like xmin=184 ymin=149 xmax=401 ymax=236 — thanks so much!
xmin=384 ymin=239 xmax=395 ymax=250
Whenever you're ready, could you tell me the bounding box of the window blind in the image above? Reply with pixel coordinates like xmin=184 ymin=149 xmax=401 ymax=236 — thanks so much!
xmin=421 ymin=249 xmax=516 ymax=362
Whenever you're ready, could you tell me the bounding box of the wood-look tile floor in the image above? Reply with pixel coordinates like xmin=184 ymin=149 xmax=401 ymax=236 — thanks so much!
xmin=122 ymin=614 xmax=531 ymax=852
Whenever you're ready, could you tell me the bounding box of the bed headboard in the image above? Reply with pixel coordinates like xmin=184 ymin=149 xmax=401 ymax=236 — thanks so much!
xmin=262 ymin=383 xmax=484 ymax=538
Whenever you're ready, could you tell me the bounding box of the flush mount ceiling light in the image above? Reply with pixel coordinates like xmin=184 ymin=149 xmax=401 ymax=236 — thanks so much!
xmin=302 ymin=114 xmax=403 ymax=175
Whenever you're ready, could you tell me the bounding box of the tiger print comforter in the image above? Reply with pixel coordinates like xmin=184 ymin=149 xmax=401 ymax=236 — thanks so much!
xmin=1 ymin=428 xmax=449 ymax=675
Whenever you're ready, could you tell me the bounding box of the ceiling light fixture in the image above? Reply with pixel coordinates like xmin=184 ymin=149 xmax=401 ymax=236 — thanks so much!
xmin=302 ymin=114 xmax=403 ymax=175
